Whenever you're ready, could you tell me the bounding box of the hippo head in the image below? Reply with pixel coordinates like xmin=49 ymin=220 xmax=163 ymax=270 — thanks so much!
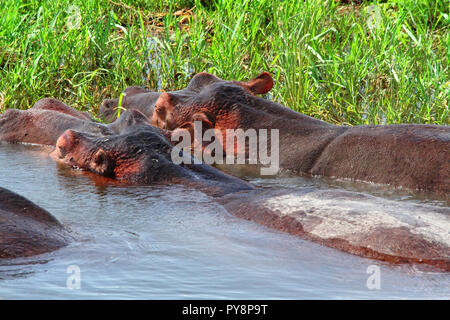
xmin=150 ymin=72 xmax=274 ymax=132
xmin=107 ymin=109 xmax=153 ymax=135
xmin=100 ymin=86 xmax=161 ymax=123
xmin=51 ymin=122 xmax=253 ymax=195
xmin=50 ymin=125 xmax=189 ymax=184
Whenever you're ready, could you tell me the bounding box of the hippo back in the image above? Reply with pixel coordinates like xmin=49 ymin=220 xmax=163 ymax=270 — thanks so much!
xmin=0 ymin=187 xmax=70 ymax=259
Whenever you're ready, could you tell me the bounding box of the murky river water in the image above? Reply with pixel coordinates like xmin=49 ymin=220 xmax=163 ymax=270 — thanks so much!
xmin=0 ymin=143 xmax=448 ymax=299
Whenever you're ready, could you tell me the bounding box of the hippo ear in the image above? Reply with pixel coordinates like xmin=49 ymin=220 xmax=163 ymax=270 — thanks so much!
xmin=244 ymin=72 xmax=274 ymax=94
xmin=130 ymin=109 xmax=151 ymax=126
xmin=91 ymin=149 xmax=114 ymax=177
xmin=187 ymin=72 xmax=221 ymax=92
xmin=124 ymin=86 xmax=150 ymax=96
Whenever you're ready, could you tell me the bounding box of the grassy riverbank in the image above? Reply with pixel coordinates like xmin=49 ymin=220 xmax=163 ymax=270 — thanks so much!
xmin=0 ymin=0 xmax=448 ymax=125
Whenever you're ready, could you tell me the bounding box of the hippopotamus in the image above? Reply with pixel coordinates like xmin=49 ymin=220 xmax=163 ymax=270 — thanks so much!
xmin=51 ymin=124 xmax=450 ymax=271
xmin=0 ymin=98 xmax=112 ymax=146
xmin=115 ymin=72 xmax=449 ymax=193
xmin=0 ymin=98 xmax=153 ymax=146
xmin=51 ymin=124 xmax=251 ymax=197
xmin=107 ymin=108 xmax=153 ymax=135
xmin=0 ymin=187 xmax=70 ymax=259
xmin=32 ymin=97 xmax=93 ymax=121
xmin=100 ymin=86 xmax=161 ymax=123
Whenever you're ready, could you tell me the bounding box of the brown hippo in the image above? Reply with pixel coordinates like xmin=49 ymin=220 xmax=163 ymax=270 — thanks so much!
xmin=51 ymin=124 xmax=251 ymax=197
xmin=0 ymin=98 xmax=113 ymax=146
xmin=0 ymin=187 xmax=70 ymax=259
xmin=51 ymin=124 xmax=450 ymax=271
xmin=32 ymin=98 xmax=93 ymax=121
xmin=107 ymin=109 xmax=153 ymax=135
xmin=135 ymin=72 xmax=449 ymax=194
xmin=0 ymin=98 xmax=154 ymax=146
xmin=100 ymin=86 xmax=161 ymax=123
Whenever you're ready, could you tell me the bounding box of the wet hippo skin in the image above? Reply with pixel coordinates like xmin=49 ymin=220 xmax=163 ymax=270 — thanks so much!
xmin=139 ymin=72 xmax=449 ymax=193
xmin=0 ymin=187 xmax=70 ymax=259
xmin=51 ymin=125 xmax=450 ymax=271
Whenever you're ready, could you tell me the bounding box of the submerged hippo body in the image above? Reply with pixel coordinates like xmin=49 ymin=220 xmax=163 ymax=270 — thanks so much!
xmin=0 ymin=98 xmax=113 ymax=146
xmin=141 ymin=72 xmax=450 ymax=193
xmin=0 ymin=187 xmax=70 ymax=259
xmin=219 ymin=189 xmax=450 ymax=272
xmin=52 ymin=126 xmax=450 ymax=271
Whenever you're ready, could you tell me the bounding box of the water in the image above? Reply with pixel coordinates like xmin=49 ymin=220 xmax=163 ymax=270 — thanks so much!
xmin=0 ymin=143 xmax=448 ymax=299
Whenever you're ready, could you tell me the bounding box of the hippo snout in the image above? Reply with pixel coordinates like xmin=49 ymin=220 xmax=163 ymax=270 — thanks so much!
xmin=52 ymin=129 xmax=116 ymax=177
xmin=51 ymin=129 xmax=79 ymax=161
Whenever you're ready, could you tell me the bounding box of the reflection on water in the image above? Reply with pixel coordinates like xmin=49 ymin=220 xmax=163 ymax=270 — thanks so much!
xmin=0 ymin=143 xmax=449 ymax=299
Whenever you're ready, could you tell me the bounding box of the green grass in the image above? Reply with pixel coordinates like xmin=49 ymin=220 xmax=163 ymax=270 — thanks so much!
xmin=0 ymin=0 xmax=448 ymax=125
